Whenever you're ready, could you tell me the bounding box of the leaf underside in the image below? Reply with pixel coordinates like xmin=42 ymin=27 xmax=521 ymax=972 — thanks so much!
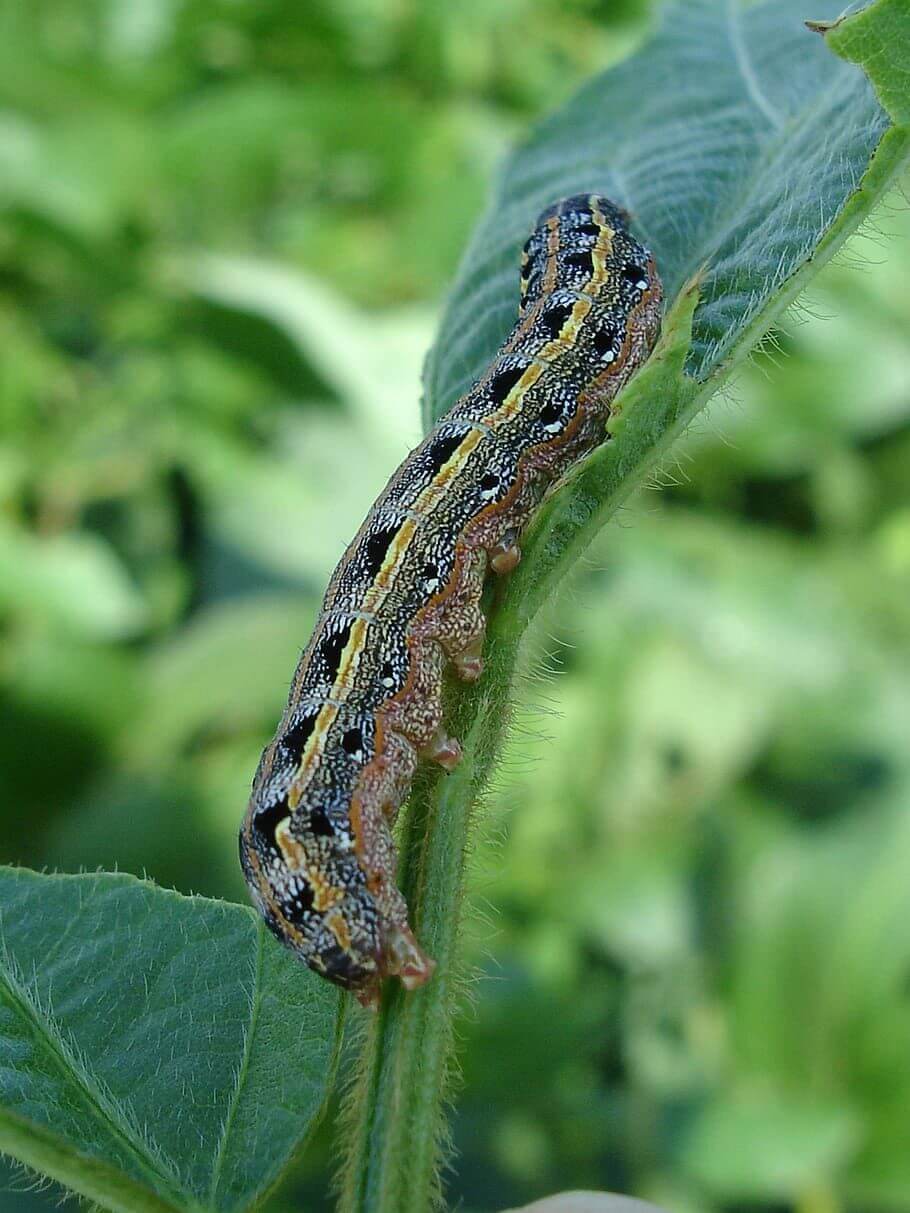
xmin=423 ymin=0 xmax=897 ymax=426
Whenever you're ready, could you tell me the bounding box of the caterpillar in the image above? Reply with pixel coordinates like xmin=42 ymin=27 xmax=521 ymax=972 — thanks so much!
xmin=239 ymin=194 xmax=663 ymax=1006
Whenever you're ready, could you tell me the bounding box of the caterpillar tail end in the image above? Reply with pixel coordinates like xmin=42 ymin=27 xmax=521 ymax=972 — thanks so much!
xmin=399 ymin=951 xmax=436 ymax=991
xmin=354 ymin=924 xmax=436 ymax=1008
xmin=387 ymin=924 xmax=437 ymax=990
xmin=354 ymin=977 xmax=383 ymax=1009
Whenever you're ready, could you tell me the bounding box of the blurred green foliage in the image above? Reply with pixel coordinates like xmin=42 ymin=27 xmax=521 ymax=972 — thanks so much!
xmin=1 ymin=2 xmax=909 ymax=1213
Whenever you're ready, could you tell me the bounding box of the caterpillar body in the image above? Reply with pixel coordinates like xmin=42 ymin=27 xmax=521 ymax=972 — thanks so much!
xmin=240 ymin=194 xmax=663 ymax=1005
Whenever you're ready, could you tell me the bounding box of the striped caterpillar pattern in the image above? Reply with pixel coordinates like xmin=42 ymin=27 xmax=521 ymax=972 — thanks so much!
xmin=240 ymin=195 xmax=663 ymax=1006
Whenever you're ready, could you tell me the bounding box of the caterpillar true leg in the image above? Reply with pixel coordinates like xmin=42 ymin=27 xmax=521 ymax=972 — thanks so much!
xmin=422 ymin=726 xmax=463 ymax=771
xmin=450 ymin=633 xmax=484 ymax=682
xmin=489 ymin=532 xmax=521 ymax=574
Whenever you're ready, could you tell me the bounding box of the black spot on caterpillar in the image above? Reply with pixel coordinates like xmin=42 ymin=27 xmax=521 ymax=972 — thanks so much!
xmin=239 ymin=194 xmax=663 ymax=1005
xmin=541 ymin=298 xmax=575 ymax=340
xmin=488 ymin=363 xmax=527 ymax=406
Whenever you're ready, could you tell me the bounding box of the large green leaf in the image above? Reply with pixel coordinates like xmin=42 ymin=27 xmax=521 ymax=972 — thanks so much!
xmin=423 ymin=0 xmax=902 ymax=423
xmin=0 ymin=869 xmax=343 ymax=1213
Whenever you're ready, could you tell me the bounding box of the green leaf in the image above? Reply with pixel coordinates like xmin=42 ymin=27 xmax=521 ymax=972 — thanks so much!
xmin=190 ymin=253 xmax=433 ymax=449
xmin=135 ymin=595 xmax=320 ymax=762
xmin=682 ymin=1089 xmax=860 ymax=1200
xmin=809 ymin=0 xmax=910 ymax=125
xmin=725 ymin=803 xmax=910 ymax=1186
xmin=342 ymin=2 xmax=910 ymax=1211
xmin=423 ymin=0 xmax=905 ymax=424
xmin=0 ymin=522 xmax=148 ymax=641
xmin=0 ymin=868 xmax=344 ymax=1213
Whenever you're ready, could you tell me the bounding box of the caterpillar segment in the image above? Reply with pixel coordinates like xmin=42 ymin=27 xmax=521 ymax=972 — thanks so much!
xmin=240 ymin=194 xmax=663 ymax=1004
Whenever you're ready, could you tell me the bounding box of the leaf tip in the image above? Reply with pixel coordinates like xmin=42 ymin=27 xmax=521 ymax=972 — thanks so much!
xmin=682 ymin=266 xmax=707 ymax=296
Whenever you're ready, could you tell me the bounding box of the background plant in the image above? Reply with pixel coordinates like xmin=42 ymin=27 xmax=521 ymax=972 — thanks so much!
xmin=1 ymin=2 xmax=909 ymax=1212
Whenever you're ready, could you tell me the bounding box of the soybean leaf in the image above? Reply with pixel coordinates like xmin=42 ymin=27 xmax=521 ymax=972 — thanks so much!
xmin=0 ymin=868 xmax=344 ymax=1213
xmin=424 ymin=0 xmax=904 ymax=422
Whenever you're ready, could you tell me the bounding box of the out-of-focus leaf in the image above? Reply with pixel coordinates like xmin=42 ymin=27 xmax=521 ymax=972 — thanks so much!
xmin=730 ymin=803 xmax=910 ymax=1088
xmin=189 ymin=419 xmax=395 ymax=587
xmin=0 ymin=112 xmax=152 ymax=241
xmin=133 ymin=594 xmax=318 ymax=762
xmin=0 ymin=522 xmax=147 ymax=640
xmin=593 ymin=509 xmax=910 ymax=695
xmin=682 ymin=1089 xmax=860 ymax=1200
xmin=189 ymin=254 xmax=433 ymax=449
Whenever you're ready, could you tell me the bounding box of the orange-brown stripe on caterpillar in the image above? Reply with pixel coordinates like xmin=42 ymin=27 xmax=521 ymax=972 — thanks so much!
xmin=239 ymin=194 xmax=663 ymax=1006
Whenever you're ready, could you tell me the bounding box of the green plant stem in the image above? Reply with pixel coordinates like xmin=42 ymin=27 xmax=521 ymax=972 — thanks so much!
xmin=337 ymin=592 xmax=523 ymax=1211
